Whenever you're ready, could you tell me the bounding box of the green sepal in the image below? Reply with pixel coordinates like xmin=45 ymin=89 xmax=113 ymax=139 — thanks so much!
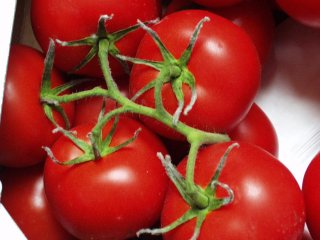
xmin=137 ymin=208 xmax=198 ymax=237
xmin=55 ymin=15 xmax=159 ymax=74
xmin=205 ymin=142 xmax=239 ymax=196
xmin=43 ymin=126 xmax=94 ymax=165
xmin=179 ymin=17 xmax=210 ymax=65
xmin=40 ymin=39 xmax=55 ymax=93
xmin=56 ymin=34 xmax=98 ymax=47
xmin=116 ymin=54 xmax=163 ymax=71
xmin=50 ymin=78 xmax=89 ymax=96
xmin=137 ymin=19 xmax=175 ymax=63
xmin=104 ymin=127 xmax=141 ymax=156
xmin=102 ymin=114 xmax=120 ymax=149
xmin=171 ymin=77 xmax=185 ymax=125
xmin=71 ymin=45 xmax=99 ymax=73
xmin=43 ymin=103 xmax=59 ymax=127
xmin=181 ymin=70 xmax=197 ymax=116
xmin=40 ymin=40 xmax=71 ymax=129
xmin=139 ymin=142 xmax=238 ymax=240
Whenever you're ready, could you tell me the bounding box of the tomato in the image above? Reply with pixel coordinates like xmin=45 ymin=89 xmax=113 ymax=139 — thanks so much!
xmin=0 ymin=44 xmax=74 ymax=167
xmin=228 ymin=103 xmax=279 ymax=156
xmin=73 ymin=76 xmax=130 ymax=126
xmin=44 ymin=117 xmax=168 ymax=239
xmin=302 ymin=152 xmax=320 ymax=240
xmin=161 ymin=142 xmax=305 ymax=240
xmin=191 ymin=0 xmax=243 ymax=8
xmin=165 ymin=0 xmax=275 ymax=64
xmin=31 ymin=0 xmax=162 ymax=78
xmin=213 ymin=0 xmax=275 ymax=64
xmin=276 ymin=0 xmax=320 ymax=28
xmin=0 ymin=164 xmax=75 ymax=240
xmin=130 ymin=10 xmax=260 ymax=139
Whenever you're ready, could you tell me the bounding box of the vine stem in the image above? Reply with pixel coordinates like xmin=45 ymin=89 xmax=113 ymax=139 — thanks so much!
xmin=42 ymin=87 xmax=109 ymax=103
xmin=41 ymin=16 xmax=235 ymax=239
xmin=94 ymin=38 xmax=230 ymax=208
xmin=44 ymin=37 xmax=230 ymax=196
xmin=186 ymin=141 xmax=201 ymax=193
xmin=42 ymin=17 xmax=230 ymax=211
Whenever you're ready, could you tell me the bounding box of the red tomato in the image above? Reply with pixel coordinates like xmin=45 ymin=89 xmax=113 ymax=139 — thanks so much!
xmin=213 ymin=0 xmax=275 ymax=64
xmin=44 ymin=117 xmax=168 ymax=239
xmin=191 ymin=0 xmax=243 ymax=8
xmin=31 ymin=0 xmax=162 ymax=78
xmin=0 ymin=44 xmax=74 ymax=167
xmin=0 ymin=164 xmax=75 ymax=240
xmin=276 ymin=0 xmax=320 ymax=28
xmin=165 ymin=0 xmax=275 ymax=64
xmin=73 ymin=76 xmax=131 ymax=126
xmin=228 ymin=103 xmax=279 ymax=156
xmin=161 ymin=142 xmax=305 ymax=239
xmin=130 ymin=10 xmax=260 ymax=139
xmin=302 ymin=152 xmax=320 ymax=240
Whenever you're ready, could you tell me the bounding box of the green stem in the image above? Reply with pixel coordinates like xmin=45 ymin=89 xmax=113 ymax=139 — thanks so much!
xmin=42 ymin=87 xmax=109 ymax=104
xmin=98 ymin=40 xmax=119 ymax=92
xmin=154 ymin=71 xmax=170 ymax=116
xmin=120 ymin=98 xmax=229 ymax=144
xmin=186 ymin=141 xmax=201 ymax=191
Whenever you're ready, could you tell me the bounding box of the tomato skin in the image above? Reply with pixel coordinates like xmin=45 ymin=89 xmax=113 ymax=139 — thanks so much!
xmin=161 ymin=142 xmax=305 ymax=240
xmin=44 ymin=117 xmax=168 ymax=240
xmin=213 ymin=0 xmax=275 ymax=64
xmin=276 ymin=0 xmax=320 ymax=28
xmin=31 ymin=0 xmax=162 ymax=78
xmin=191 ymin=0 xmax=243 ymax=8
xmin=165 ymin=0 xmax=275 ymax=64
xmin=0 ymin=44 xmax=74 ymax=167
xmin=0 ymin=164 xmax=75 ymax=240
xmin=130 ymin=10 xmax=260 ymax=140
xmin=229 ymin=103 xmax=279 ymax=157
xmin=302 ymin=152 xmax=320 ymax=240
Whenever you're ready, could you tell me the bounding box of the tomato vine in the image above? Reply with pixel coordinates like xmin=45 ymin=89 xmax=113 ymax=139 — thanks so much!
xmin=40 ymin=14 xmax=247 ymax=239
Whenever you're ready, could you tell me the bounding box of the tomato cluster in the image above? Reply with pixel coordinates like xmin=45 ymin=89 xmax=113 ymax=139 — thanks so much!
xmin=0 ymin=0 xmax=319 ymax=239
